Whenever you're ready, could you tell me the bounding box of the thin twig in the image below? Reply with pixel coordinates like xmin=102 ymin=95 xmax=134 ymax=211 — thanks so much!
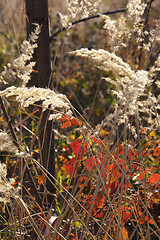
xmin=50 ymin=8 xmax=126 ymax=41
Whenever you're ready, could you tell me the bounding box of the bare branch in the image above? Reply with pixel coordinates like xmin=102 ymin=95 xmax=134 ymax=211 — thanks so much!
xmin=50 ymin=8 xmax=126 ymax=41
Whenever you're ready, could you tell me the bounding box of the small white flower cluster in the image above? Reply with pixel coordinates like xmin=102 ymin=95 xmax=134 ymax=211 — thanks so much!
xmin=101 ymin=15 xmax=127 ymax=52
xmin=0 ymin=131 xmax=32 ymax=158
xmin=70 ymin=48 xmax=160 ymax=136
xmin=0 ymin=163 xmax=20 ymax=204
xmin=0 ymin=131 xmax=19 ymax=153
xmin=59 ymin=0 xmax=101 ymax=28
xmin=127 ymin=0 xmax=147 ymax=24
xmin=0 ymin=24 xmax=41 ymax=86
xmin=0 ymin=86 xmax=72 ymax=120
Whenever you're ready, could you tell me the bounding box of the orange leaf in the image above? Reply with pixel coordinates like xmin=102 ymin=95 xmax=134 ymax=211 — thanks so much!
xmin=149 ymin=219 xmax=154 ymax=225
xmin=148 ymin=173 xmax=160 ymax=184
xmin=119 ymin=227 xmax=129 ymax=240
xmin=11 ymin=181 xmax=20 ymax=187
xmin=38 ymin=175 xmax=44 ymax=185
xmin=141 ymin=127 xmax=147 ymax=133
xmin=61 ymin=120 xmax=71 ymax=129
xmin=100 ymin=129 xmax=109 ymax=136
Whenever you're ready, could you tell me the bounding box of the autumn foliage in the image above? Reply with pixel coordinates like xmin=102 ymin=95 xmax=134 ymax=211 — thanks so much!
xmin=54 ymin=115 xmax=160 ymax=239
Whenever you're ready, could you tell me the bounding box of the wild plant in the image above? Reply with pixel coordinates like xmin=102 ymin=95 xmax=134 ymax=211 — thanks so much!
xmin=0 ymin=0 xmax=160 ymax=239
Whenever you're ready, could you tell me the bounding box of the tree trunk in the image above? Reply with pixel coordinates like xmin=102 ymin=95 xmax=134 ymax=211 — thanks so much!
xmin=25 ymin=0 xmax=55 ymax=206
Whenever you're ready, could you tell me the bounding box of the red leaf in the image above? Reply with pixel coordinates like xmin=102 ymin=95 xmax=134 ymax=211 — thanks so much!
xmin=111 ymin=158 xmax=123 ymax=178
xmin=138 ymin=167 xmax=150 ymax=181
xmin=148 ymin=173 xmax=160 ymax=184
xmin=123 ymin=211 xmax=132 ymax=221
xmin=58 ymin=115 xmax=71 ymax=129
xmin=95 ymin=211 xmax=104 ymax=218
xmin=153 ymin=147 xmax=160 ymax=157
xmin=78 ymin=176 xmax=87 ymax=188
xmin=118 ymin=144 xmax=123 ymax=155
xmin=71 ymin=117 xmax=82 ymax=126
xmin=129 ymin=148 xmax=137 ymax=160
xmin=143 ymin=152 xmax=149 ymax=157
xmin=70 ymin=139 xmax=87 ymax=159
xmin=59 ymin=115 xmax=82 ymax=129
xmin=70 ymin=139 xmax=81 ymax=155
xmin=65 ymin=157 xmax=79 ymax=177
xmin=138 ymin=173 xmax=143 ymax=181
xmin=84 ymin=154 xmax=104 ymax=170
xmin=84 ymin=157 xmax=94 ymax=170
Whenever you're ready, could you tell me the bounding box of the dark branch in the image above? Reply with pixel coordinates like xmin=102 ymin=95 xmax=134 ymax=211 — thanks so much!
xmin=138 ymin=0 xmax=155 ymax=69
xmin=50 ymin=8 xmax=126 ymax=41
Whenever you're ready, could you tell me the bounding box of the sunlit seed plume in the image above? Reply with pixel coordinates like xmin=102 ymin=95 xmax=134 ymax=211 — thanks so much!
xmin=127 ymin=0 xmax=147 ymax=24
xmin=0 ymin=24 xmax=41 ymax=87
xmin=59 ymin=0 xmax=101 ymax=28
xmin=0 ymin=86 xmax=72 ymax=120
xmin=70 ymin=48 xmax=160 ymax=136
xmin=100 ymin=15 xmax=127 ymax=52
